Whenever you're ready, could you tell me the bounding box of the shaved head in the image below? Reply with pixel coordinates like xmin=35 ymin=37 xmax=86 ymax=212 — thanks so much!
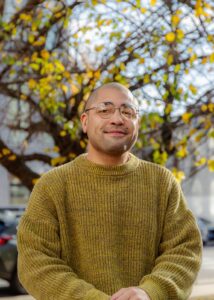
xmin=85 ymin=82 xmax=138 ymax=110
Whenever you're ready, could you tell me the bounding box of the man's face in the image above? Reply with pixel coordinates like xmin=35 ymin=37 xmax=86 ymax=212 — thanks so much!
xmin=81 ymin=87 xmax=139 ymax=157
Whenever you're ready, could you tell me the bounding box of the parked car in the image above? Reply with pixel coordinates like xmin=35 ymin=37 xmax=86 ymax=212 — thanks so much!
xmin=197 ymin=217 xmax=214 ymax=245
xmin=0 ymin=212 xmax=26 ymax=294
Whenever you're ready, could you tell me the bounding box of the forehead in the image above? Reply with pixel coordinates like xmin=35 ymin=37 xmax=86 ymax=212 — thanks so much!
xmin=94 ymin=87 xmax=137 ymax=106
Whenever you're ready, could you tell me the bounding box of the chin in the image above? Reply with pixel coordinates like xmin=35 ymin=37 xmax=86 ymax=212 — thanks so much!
xmin=103 ymin=145 xmax=131 ymax=156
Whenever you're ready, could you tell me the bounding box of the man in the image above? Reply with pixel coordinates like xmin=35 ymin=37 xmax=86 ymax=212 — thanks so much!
xmin=17 ymin=82 xmax=202 ymax=300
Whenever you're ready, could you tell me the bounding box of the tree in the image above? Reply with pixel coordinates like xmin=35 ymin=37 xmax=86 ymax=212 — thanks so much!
xmin=0 ymin=0 xmax=213 ymax=190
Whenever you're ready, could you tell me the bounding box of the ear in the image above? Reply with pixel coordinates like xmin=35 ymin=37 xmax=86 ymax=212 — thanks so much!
xmin=80 ymin=112 xmax=88 ymax=133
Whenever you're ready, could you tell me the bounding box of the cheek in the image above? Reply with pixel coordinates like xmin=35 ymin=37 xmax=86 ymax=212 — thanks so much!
xmin=129 ymin=121 xmax=138 ymax=133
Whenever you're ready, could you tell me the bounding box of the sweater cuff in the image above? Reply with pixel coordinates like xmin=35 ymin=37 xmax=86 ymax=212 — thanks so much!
xmin=139 ymin=280 xmax=167 ymax=300
xmin=85 ymin=288 xmax=110 ymax=300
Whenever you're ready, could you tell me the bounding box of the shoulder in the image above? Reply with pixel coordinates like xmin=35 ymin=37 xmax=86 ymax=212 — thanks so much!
xmin=135 ymin=157 xmax=178 ymax=189
xmin=137 ymin=158 xmax=173 ymax=178
xmin=33 ymin=158 xmax=78 ymax=191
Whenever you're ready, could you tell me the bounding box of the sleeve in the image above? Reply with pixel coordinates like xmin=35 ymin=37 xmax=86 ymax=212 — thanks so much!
xmin=17 ymin=177 xmax=110 ymax=300
xmin=138 ymin=176 xmax=202 ymax=300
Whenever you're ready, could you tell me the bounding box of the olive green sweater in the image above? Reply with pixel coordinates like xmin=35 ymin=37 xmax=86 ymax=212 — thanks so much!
xmin=17 ymin=154 xmax=202 ymax=300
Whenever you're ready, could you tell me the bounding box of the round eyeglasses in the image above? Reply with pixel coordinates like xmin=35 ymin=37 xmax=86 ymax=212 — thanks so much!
xmin=85 ymin=101 xmax=138 ymax=120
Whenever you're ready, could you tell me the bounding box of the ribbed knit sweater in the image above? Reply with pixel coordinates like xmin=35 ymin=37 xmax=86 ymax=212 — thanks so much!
xmin=17 ymin=154 xmax=202 ymax=300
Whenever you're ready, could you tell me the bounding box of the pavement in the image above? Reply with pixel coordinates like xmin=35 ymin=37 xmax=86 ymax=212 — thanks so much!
xmin=0 ymin=246 xmax=213 ymax=300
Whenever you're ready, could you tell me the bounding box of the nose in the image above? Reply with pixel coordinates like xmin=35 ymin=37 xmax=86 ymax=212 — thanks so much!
xmin=109 ymin=108 xmax=124 ymax=125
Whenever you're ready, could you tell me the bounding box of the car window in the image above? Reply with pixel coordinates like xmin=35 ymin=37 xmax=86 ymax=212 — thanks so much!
xmin=1 ymin=223 xmax=17 ymax=235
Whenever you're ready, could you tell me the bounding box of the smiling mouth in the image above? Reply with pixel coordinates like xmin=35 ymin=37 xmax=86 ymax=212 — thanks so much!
xmin=105 ymin=131 xmax=127 ymax=136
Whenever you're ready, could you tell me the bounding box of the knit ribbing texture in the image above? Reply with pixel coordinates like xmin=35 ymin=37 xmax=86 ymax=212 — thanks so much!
xmin=17 ymin=154 xmax=202 ymax=300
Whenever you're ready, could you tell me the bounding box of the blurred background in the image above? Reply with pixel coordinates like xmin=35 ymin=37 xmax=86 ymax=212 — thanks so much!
xmin=0 ymin=0 xmax=214 ymax=297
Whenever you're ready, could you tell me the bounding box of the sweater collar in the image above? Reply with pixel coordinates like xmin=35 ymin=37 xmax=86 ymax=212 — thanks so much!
xmin=74 ymin=153 xmax=139 ymax=176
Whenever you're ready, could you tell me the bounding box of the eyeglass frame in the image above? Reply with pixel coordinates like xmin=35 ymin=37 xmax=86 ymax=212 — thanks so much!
xmin=84 ymin=101 xmax=139 ymax=120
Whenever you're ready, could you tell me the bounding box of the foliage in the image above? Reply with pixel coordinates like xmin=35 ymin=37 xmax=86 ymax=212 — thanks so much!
xmin=0 ymin=0 xmax=213 ymax=190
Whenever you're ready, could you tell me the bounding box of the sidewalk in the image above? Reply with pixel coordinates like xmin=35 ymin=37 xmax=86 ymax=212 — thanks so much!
xmin=189 ymin=283 xmax=214 ymax=299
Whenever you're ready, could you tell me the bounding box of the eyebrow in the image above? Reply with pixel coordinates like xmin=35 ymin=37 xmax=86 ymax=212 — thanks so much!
xmin=99 ymin=101 xmax=137 ymax=108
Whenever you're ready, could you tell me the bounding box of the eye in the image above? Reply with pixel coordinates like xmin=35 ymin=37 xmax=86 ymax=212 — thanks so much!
xmin=121 ymin=106 xmax=135 ymax=118
xmin=97 ymin=103 xmax=114 ymax=114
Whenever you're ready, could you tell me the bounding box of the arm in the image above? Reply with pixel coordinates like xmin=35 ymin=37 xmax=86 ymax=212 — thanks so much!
xmin=138 ymin=177 xmax=202 ymax=300
xmin=17 ymin=178 xmax=110 ymax=300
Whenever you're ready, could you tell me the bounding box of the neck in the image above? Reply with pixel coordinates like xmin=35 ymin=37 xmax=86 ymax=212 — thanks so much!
xmin=86 ymin=149 xmax=130 ymax=166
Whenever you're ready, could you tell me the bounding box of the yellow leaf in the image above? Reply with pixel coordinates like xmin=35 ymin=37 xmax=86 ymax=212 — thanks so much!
xmin=127 ymin=46 xmax=133 ymax=52
xmin=204 ymin=119 xmax=212 ymax=130
xmin=30 ymin=63 xmax=40 ymax=71
xmin=20 ymin=94 xmax=27 ymax=100
xmin=167 ymin=54 xmax=174 ymax=65
xmin=2 ymin=148 xmax=11 ymax=155
xmin=69 ymin=153 xmax=77 ymax=159
xmin=94 ymin=70 xmax=101 ymax=79
xmin=202 ymin=57 xmax=207 ymax=64
xmin=194 ymin=157 xmax=206 ymax=167
xmin=8 ymin=155 xmax=16 ymax=161
xmin=20 ymin=13 xmax=32 ymax=22
xmin=177 ymin=88 xmax=183 ymax=94
xmin=61 ymin=84 xmax=68 ymax=93
xmin=182 ymin=112 xmax=192 ymax=124
xmin=120 ymin=62 xmax=126 ymax=71
xmin=189 ymin=128 xmax=197 ymax=136
xmin=141 ymin=7 xmax=147 ymax=13
xmin=207 ymin=35 xmax=213 ymax=42
xmin=51 ymin=156 xmax=67 ymax=166
xmin=165 ymin=103 xmax=172 ymax=115
xmin=32 ymin=178 xmax=39 ymax=185
xmin=28 ymin=34 xmax=35 ymax=43
xmin=176 ymin=146 xmax=188 ymax=158
xmin=209 ymin=53 xmax=214 ymax=63
xmin=201 ymin=104 xmax=207 ymax=112
xmin=189 ymin=84 xmax=197 ymax=95
xmin=53 ymin=146 xmax=60 ymax=152
xmin=195 ymin=6 xmax=204 ymax=17
xmin=176 ymin=29 xmax=184 ymax=40
xmin=28 ymin=79 xmax=37 ymax=89
xmin=182 ymin=112 xmax=192 ymax=123
xmin=95 ymin=45 xmax=104 ymax=52
xmin=80 ymin=140 xmax=86 ymax=149
xmin=40 ymin=49 xmax=50 ymax=60
xmin=172 ymin=15 xmax=180 ymax=27
xmin=33 ymin=36 xmax=46 ymax=47
xmin=143 ymin=74 xmax=150 ymax=84
xmin=55 ymin=12 xmax=63 ymax=19
xmin=139 ymin=57 xmax=145 ymax=64
xmin=172 ymin=168 xmax=186 ymax=183
xmin=195 ymin=133 xmax=204 ymax=142
xmin=208 ymin=103 xmax=214 ymax=112
xmin=165 ymin=32 xmax=176 ymax=43
xmin=60 ymin=130 xmax=67 ymax=137
xmin=12 ymin=27 xmax=17 ymax=36
xmin=71 ymin=84 xmax=79 ymax=95
xmin=31 ymin=52 xmax=38 ymax=61
xmin=190 ymin=53 xmax=197 ymax=64
xmin=174 ymin=64 xmax=180 ymax=73
xmin=54 ymin=60 xmax=65 ymax=73
xmin=63 ymin=71 xmax=71 ymax=79
xmin=208 ymin=160 xmax=214 ymax=172
xmin=150 ymin=0 xmax=156 ymax=6
xmin=86 ymin=71 xmax=93 ymax=78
